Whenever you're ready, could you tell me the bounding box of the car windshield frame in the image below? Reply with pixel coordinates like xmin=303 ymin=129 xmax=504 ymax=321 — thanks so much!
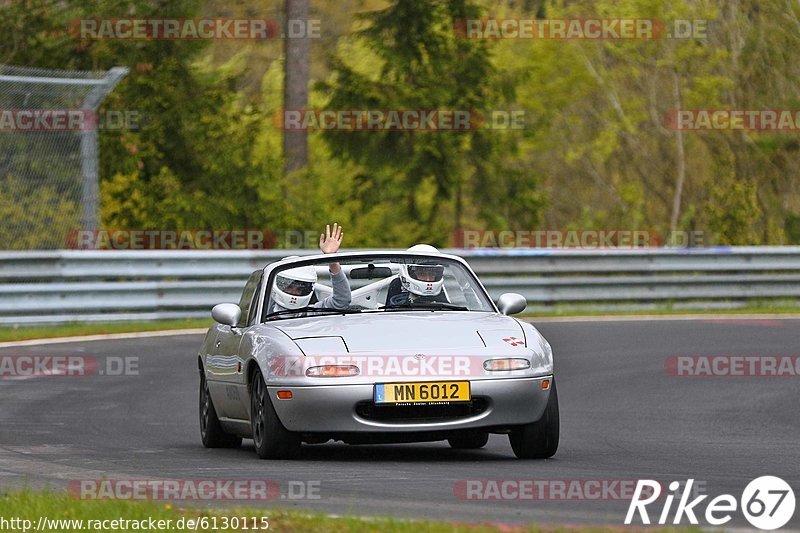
xmin=257 ymin=252 xmax=496 ymax=323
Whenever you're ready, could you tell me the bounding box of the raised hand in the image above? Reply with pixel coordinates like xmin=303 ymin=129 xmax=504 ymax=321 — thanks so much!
xmin=319 ymin=223 xmax=343 ymax=254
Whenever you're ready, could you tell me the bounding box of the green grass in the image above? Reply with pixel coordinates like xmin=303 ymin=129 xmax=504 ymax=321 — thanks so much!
xmin=0 ymin=318 xmax=212 ymax=342
xmin=0 ymin=489 xmax=689 ymax=533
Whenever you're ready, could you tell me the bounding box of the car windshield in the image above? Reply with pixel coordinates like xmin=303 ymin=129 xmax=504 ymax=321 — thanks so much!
xmin=262 ymin=254 xmax=494 ymax=321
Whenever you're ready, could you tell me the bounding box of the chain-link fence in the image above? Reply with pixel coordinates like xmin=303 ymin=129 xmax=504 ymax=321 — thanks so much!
xmin=0 ymin=64 xmax=127 ymax=249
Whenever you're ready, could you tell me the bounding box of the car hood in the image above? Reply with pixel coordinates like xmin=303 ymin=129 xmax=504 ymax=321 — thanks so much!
xmin=272 ymin=311 xmax=527 ymax=355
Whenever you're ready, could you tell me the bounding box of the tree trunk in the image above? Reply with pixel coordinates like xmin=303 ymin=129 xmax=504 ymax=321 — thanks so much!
xmin=669 ymin=69 xmax=687 ymax=240
xmin=283 ymin=0 xmax=310 ymax=176
xmin=454 ymin=175 xmax=462 ymax=242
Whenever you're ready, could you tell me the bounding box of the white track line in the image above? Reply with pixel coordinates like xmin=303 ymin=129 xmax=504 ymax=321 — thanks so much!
xmin=0 ymin=328 xmax=207 ymax=348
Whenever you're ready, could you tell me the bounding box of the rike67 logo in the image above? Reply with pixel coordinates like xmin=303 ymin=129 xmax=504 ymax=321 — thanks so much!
xmin=625 ymin=477 xmax=796 ymax=530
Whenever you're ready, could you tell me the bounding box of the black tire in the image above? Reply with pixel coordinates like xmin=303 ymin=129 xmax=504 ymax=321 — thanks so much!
xmin=509 ymin=380 xmax=559 ymax=459
xmin=199 ymin=372 xmax=242 ymax=448
xmin=250 ymin=370 xmax=300 ymax=459
xmin=448 ymin=431 xmax=489 ymax=449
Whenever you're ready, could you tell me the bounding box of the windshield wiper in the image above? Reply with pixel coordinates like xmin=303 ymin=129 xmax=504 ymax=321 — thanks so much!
xmin=382 ymin=302 xmax=469 ymax=312
xmin=265 ymin=306 xmax=361 ymax=320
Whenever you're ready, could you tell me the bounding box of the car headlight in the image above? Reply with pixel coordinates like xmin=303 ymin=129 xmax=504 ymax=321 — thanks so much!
xmin=305 ymin=365 xmax=360 ymax=377
xmin=483 ymin=358 xmax=531 ymax=371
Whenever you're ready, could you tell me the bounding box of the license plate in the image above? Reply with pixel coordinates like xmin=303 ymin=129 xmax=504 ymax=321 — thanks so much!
xmin=374 ymin=381 xmax=470 ymax=404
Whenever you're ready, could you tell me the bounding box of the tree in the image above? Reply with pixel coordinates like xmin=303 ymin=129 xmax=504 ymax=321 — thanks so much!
xmin=317 ymin=0 xmax=536 ymax=245
xmin=283 ymin=0 xmax=310 ymax=176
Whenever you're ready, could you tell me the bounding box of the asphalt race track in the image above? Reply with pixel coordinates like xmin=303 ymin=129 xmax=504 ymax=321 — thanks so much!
xmin=1 ymin=318 xmax=798 ymax=528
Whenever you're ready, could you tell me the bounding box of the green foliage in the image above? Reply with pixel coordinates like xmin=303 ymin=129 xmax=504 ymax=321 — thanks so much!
xmin=0 ymin=174 xmax=78 ymax=249
xmin=316 ymin=0 xmax=544 ymax=246
xmin=785 ymin=213 xmax=800 ymax=244
xmin=706 ymin=180 xmax=763 ymax=245
xmin=2 ymin=0 xmax=800 ymax=248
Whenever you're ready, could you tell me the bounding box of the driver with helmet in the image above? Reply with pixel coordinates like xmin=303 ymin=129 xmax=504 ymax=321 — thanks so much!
xmin=385 ymin=244 xmax=449 ymax=306
xmin=270 ymin=223 xmax=351 ymax=313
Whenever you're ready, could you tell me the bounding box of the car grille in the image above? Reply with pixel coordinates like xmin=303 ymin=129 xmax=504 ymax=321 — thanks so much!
xmin=355 ymin=398 xmax=488 ymax=423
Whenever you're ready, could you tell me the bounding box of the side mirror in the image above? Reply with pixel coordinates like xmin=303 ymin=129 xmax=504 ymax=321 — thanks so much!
xmin=496 ymin=293 xmax=527 ymax=316
xmin=212 ymin=303 xmax=241 ymax=327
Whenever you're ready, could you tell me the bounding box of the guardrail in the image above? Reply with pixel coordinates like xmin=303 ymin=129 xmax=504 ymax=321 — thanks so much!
xmin=1 ymin=247 xmax=799 ymax=324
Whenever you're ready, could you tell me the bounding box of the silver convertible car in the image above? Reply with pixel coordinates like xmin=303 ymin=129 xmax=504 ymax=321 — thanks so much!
xmin=197 ymin=249 xmax=558 ymax=459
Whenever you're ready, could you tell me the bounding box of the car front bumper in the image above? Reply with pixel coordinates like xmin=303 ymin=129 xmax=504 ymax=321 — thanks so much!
xmin=267 ymin=376 xmax=552 ymax=433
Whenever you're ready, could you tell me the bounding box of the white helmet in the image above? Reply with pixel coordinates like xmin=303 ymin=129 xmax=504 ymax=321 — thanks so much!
xmin=272 ymin=265 xmax=318 ymax=309
xmin=407 ymin=244 xmax=439 ymax=254
xmin=401 ymin=245 xmax=445 ymax=296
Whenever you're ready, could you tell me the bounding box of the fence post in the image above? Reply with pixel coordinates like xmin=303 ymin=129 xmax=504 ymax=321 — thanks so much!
xmin=0 ymin=64 xmax=129 ymax=246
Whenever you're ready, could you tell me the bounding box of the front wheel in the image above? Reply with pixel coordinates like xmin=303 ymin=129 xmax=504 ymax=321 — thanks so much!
xmin=509 ymin=380 xmax=559 ymax=459
xmin=199 ymin=372 xmax=242 ymax=448
xmin=250 ymin=370 xmax=300 ymax=459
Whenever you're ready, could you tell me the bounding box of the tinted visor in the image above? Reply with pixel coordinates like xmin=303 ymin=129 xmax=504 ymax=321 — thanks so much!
xmin=276 ymin=275 xmax=314 ymax=296
xmin=407 ymin=264 xmax=444 ymax=282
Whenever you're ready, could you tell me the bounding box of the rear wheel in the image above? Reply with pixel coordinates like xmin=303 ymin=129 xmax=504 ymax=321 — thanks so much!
xmin=448 ymin=431 xmax=489 ymax=449
xmin=199 ymin=372 xmax=242 ymax=448
xmin=250 ymin=370 xmax=300 ymax=459
xmin=509 ymin=381 xmax=559 ymax=459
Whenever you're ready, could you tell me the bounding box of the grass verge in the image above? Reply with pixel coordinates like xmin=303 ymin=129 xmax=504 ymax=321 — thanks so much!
xmin=0 ymin=318 xmax=212 ymax=342
xmin=0 ymin=489 xmax=684 ymax=533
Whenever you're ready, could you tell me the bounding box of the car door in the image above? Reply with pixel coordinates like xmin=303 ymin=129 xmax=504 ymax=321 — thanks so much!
xmin=206 ymin=270 xmax=263 ymax=420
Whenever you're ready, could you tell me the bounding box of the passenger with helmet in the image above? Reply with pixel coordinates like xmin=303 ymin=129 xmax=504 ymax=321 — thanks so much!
xmin=270 ymin=223 xmax=351 ymax=313
xmin=385 ymin=244 xmax=449 ymax=306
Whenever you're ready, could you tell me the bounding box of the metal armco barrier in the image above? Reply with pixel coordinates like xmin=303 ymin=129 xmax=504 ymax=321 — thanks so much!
xmin=1 ymin=247 xmax=799 ymax=324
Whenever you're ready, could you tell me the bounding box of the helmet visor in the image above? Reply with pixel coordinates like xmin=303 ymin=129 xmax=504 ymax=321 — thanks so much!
xmin=276 ymin=275 xmax=314 ymax=296
xmin=407 ymin=264 xmax=444 ymax=282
